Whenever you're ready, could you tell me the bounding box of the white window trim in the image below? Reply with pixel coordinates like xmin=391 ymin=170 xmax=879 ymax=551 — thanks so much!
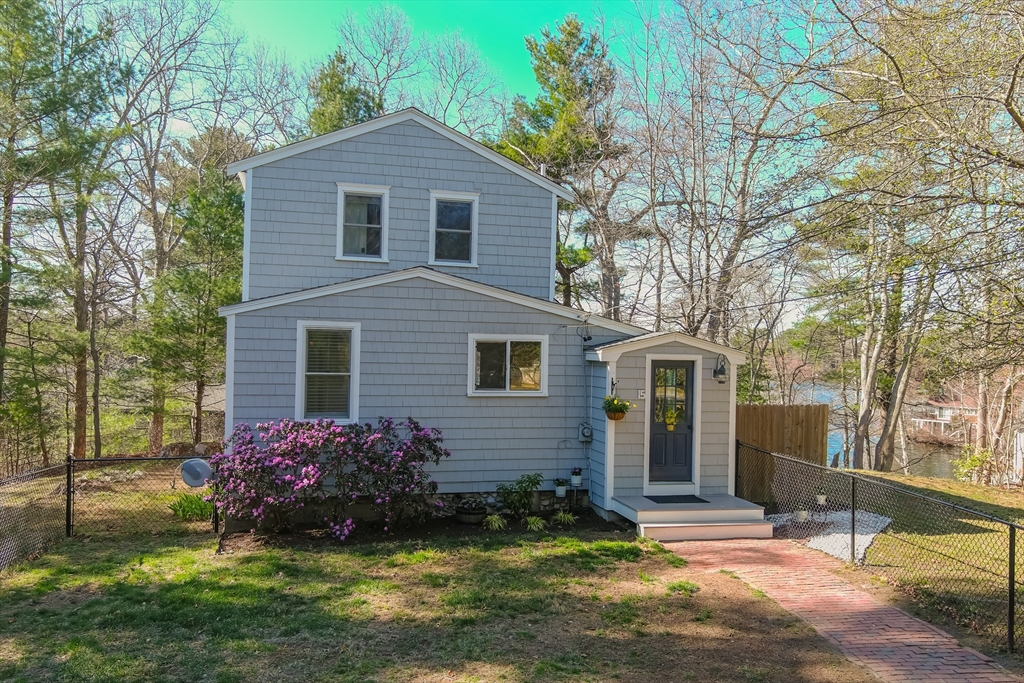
xmin=336 ymin=182 xmax=390 ymax=263
xmin=295 ymin=320 xmax=361 ymax=422
xmin=467 ymin=333 xmax=549 ymax=397
xmin=429 ymin=189 xmax=479 ymax=268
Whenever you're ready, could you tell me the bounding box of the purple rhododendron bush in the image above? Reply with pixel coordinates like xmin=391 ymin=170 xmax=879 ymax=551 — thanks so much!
xmin=208 ymin=417 xmax=450 ymax=540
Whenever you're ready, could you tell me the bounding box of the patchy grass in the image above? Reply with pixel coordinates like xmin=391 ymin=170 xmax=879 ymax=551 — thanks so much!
xmin=0 ymin=529 xmax=877 ymax=682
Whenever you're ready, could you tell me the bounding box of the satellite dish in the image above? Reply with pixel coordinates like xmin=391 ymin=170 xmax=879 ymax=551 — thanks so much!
xmin=181 ymin=458 xmax=213 ymax=488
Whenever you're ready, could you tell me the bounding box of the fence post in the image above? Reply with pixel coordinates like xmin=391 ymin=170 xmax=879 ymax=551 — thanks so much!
xmin=850 ymin=476 xmax=857 ymax=565
xmin=734 ymin=440 xmax=740 ymax=496
xmin=65 ymin=455 xmax=73 ymax=537
xmin=1010 ymin=525 xmax=1016 ymax=653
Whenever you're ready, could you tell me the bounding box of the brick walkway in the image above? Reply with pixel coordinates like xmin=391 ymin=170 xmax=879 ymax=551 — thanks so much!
xmin=663 ymin=538 xmax=1020 ymax=683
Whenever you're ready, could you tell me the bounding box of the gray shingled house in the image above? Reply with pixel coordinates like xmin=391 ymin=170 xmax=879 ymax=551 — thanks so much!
xmin=219 ymin=109 xmax=771 ymax=540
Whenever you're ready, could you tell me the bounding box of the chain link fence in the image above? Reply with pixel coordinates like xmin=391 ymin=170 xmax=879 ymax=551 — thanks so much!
xmin=0 ymin=456 xmax=219 ymax=571
xmin=736 ymin=441 xmax=1024 ymax=654
xmin=0 ymin=465 xmax=67 ymax=570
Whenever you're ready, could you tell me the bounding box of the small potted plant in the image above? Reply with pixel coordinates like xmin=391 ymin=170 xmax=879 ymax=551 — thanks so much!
xmin=815 ymin=486 xmax=827 ymax=506
xmin=570 ymin=467 xmax=583 ymax=487
xmin=664 ymin=407 xmax=678 ymax=432
xmin=454 ymin=499 xmax=487 ymax=524
xmin=553 ymin=477 xmax=569 ymax=498
xmin=602 ymin=395 xmax=635 ymax=421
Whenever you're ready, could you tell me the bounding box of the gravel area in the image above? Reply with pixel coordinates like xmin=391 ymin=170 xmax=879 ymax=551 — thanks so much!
xmin=766 ymin=510 xmax=893 ymax=562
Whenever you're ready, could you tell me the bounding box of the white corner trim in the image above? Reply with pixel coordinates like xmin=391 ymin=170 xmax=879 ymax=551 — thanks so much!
xmin=728 ymin=366 xmax=737 ymax=496
xmin=241 ymin=170 xmax=252 ymax=301
xmin=219 ymin=267 xmax=647 ymax=337
xmin=642 ymin=354 xmax=702 ymax=496
xmin=605 ymin=360 xmax=617 ymax=503
xmin=224 ymin=314 xmax=235 ymax=442
xmin=295 ymin=320 xmax=361 ymax=422
xmin=428 ymin=190 xmax=479 ymax=268
xmin=549 ymin=192 xmax=558 ymax=302
xmin=336 ymin=183 xmax=390 ymax=262
xmin=225 ymin=108 xmax=574 ymax=201
xmin=466 ymin=333 xmax=549 ymax=397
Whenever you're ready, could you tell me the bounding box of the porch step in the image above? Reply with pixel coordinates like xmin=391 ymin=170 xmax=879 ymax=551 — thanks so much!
xmin=612 ymin=495 xmax=766 ymax=524
xmin=639 ymin=520 xmax=774 ymax=541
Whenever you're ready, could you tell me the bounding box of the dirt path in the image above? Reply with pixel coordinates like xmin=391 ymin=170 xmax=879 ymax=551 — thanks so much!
xmin=665 ymin=538 xmax=1020 ymax=683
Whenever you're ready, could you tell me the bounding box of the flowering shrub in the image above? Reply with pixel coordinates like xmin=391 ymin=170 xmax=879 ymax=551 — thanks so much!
xmin=209 ymin=417 xmax=450 ymax=539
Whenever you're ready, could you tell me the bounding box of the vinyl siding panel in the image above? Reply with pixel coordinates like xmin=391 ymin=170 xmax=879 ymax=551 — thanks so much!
xmin=247 ymin=120 xmax=555 ymax=301
xmin=230 ymin=276 xmax=629 ymax=492
xmin=586 ymin=363 xmax=609 ymax=508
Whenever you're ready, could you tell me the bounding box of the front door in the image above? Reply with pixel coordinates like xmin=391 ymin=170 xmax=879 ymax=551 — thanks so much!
xmin=650 ymin=360 xmax=694 ymax=482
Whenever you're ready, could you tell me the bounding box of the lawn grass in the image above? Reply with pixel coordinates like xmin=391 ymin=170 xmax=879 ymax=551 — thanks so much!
xmin=856 ymin=470 xmax=1024 ymax=523
xmin=0 ymin=527 xmax=875 ymax=683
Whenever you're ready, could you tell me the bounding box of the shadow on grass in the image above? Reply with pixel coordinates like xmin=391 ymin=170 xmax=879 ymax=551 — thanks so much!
xmin=0 ymin=532 xmax=868 ymax=683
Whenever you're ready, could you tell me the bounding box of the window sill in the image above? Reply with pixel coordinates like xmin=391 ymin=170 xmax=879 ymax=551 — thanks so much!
xmin=429 ymin=260 xmax=477 ymax=269
xmin=336 ymin=256 xmax=389 ymax=263
xmin=468 ymin=391 xmax=548 ymax=398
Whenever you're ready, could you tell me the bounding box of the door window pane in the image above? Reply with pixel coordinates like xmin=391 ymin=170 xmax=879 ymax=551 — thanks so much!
xmin=342 ymin=194 xmax=382 ymax=257
xmin=475 ymin=342 xmax=506 ymax=390
xmin=509 ymin=341 xmax=542 ymax=391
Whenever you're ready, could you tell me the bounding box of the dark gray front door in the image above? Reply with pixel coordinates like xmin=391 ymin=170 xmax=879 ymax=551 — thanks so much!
xmin=650 ymin=360 xmax=694 ymax=482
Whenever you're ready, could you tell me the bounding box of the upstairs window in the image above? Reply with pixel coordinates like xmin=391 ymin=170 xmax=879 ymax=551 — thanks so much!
xmin=468 ymin=334 xmax=548 ymax=396
xmin=296 ymin=321 xmax=360 ymax=421
xmin=336 ymin=183 xmax=390 ymax=262
xmin=430 ymin=190 xmax=478 ymax=267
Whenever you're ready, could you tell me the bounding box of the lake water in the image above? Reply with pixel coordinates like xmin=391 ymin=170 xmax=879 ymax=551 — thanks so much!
xmin=802 ymin=383 xmax=960 ymax=479
xmin=826 ymin=431 xmax=958 ymax=478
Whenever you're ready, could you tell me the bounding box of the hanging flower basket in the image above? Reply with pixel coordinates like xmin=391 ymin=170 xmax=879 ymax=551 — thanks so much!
xmin=602 ymin=396 xmax=635 ymax=422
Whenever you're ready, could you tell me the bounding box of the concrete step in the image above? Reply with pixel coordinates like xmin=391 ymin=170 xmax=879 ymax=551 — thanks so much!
xmin=639 ymin=520 xmax=775 ymax=541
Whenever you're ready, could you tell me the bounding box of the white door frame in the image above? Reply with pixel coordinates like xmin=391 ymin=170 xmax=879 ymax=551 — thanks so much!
xmin=643 ymin=354 xmax=702 ymax=495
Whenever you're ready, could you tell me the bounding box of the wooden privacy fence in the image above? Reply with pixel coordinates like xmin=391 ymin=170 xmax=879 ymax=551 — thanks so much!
xmin=735 ymin=404 xmax=829 ymax=504
xmin=736 ymin=404 xmax=829 ymax=465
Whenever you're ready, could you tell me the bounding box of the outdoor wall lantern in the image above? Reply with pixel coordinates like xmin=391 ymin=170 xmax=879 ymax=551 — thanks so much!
xmin=713 ymin=354 xmax=729 ymax=384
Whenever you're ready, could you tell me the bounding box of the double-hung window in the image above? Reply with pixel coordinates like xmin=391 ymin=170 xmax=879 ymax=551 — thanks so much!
xmin=468 ymin=334 xmax=548 ymax=396
xmin=336 ymin=183 xmax=390 ymax=261
xmin=429 ymin=190 xmax=478 ymax=266
xmin=296 ymin=321 xmax=360 ymax=421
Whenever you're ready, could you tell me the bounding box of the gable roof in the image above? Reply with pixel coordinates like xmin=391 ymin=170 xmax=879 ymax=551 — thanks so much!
xmin=218 ymin=266 xmax=647 ymax=337
xmin=225 ymin=108 xmax=574 ymax=201
xmin=585 ymin=331 xmax=747 ymax=364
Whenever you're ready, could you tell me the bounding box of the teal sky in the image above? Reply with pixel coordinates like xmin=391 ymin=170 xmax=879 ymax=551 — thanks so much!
xmin=222 ymin=0 xmax=646 ymax=99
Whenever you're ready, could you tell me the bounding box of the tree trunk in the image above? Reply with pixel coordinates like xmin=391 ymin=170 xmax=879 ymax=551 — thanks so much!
xmin=193 ymin=378 xmax=205 ymax=445
xmin=72 ymin=194 xmax=88 ymax=461
xmin=26 ymin=319 xmax=50 ymax=468
xmin=0 ymin=178 xmax=13 ymax=401
xmin=90 ymin=299 xmax=102 ymax=458
xmin=977 ymin=371 xmax=990 ymax=450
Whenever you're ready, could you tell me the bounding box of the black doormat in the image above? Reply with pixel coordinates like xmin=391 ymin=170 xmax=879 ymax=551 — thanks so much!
xmin=645 ymin=495 xmax=708 ymax=504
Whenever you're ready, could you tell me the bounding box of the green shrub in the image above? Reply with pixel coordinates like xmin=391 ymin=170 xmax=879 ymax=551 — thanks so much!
xmin=482 ymin=514 xmax=508 ymax=531
xmin=553 ymin=510 xmax=577 ymax=527
xmin=523 ymin=516 xmax=547 ymax=532
xmin=168 ymin=493 xmax=214 ymax=521
xmin=495 ymin=473 xmax=543 ymax=519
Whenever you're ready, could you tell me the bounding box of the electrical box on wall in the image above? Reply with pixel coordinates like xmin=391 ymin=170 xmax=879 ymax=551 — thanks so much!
xmin=578 ymin=422 xmax=593 ymax=443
